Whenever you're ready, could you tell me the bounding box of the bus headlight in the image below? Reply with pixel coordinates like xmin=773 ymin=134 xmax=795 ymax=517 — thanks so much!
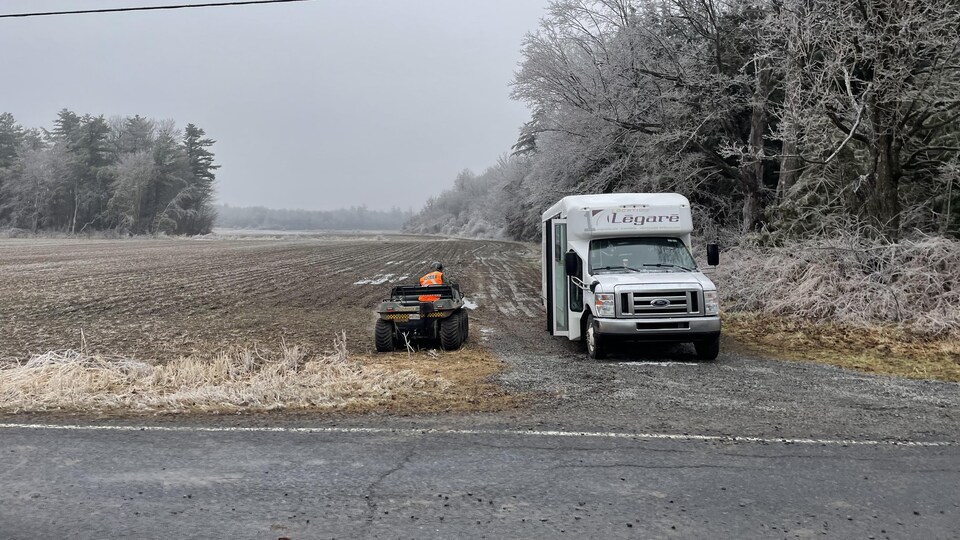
xmin=595 ymin=293 xmax=615 ymax=317
xmin=704 ymin=290 xmax=719 ymax=315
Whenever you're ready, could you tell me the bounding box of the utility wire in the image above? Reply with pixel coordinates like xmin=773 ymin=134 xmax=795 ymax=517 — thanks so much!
xmin=0 ymin=0 xmax=312 ymax=19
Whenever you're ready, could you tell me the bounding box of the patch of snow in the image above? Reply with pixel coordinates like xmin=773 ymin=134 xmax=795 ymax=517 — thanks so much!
xmin=353 ymin=273 xmax=395 ymax=285
xmin=462 ymin=298 xmax=479 ymax=310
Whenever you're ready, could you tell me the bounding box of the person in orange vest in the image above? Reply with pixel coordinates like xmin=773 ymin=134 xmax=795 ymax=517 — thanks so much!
xmin=419 ymin=261 xmax=444 ymax=302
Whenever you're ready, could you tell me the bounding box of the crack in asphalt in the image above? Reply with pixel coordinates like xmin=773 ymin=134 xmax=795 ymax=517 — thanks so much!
xmin=359 ymin=447 xmax=416 ymax=535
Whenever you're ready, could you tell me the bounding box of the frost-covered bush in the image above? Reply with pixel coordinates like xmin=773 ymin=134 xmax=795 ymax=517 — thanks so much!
xmin=714 ymin=235 xmax=960 ymax=336
xmin=404 ymin=157 xmax=531 ymax=239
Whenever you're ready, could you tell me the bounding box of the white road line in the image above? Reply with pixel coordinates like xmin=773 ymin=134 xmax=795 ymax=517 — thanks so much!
xmin=0 ymin=423 xmax=953 ymax=448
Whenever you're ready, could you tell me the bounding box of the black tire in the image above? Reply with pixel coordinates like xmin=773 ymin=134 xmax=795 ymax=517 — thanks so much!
xmin=439 ymin=312 xmax=463 ymax=351
xmin=585 ymin=314 xmax=606 ymax=360
xmin=375 ymin=319 xmax=395 ymax=352
xmin=694 ymin=335 xmax=720 ymax=361
xmin=459 ymin=310 xmax=469 ymax=344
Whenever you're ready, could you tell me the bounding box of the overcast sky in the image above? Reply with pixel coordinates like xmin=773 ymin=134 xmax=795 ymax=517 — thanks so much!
xmin=0 ymin=0 xmax=548 ymax=211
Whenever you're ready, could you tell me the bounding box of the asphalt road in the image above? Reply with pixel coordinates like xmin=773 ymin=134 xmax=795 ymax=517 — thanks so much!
xmin=1 ymin=424 xmax=958 ymax=539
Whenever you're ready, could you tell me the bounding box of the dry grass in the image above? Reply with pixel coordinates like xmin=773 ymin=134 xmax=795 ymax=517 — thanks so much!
xmin=361 ymin=344 xmax=518 ymax=414
xmin=712 ymin=235 xmax=960 ymax=381
xmin=726 ymin=312 xmax=960 ymax=382
xmin=0 ymin=333 xmax=477 ymax=414
xmin=714 ymin=235 xmax=960 ymax=338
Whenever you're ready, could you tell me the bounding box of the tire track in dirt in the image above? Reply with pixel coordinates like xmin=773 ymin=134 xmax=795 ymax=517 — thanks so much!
xmin=0 ymin=236 xmax=541 ymax=363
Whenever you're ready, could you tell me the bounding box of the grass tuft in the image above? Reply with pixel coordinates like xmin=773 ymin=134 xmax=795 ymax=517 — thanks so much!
xmin=0 ymin=333 xmax=451 ymax=414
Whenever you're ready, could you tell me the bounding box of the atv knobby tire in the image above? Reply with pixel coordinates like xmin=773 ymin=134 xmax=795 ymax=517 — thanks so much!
xmin=459 ymin=310 xmax=469 ymax=344
xmin=375 ymin=319 xmax=395 ymax=352
xmin=439 ymin=312 xmax=464 ymax=351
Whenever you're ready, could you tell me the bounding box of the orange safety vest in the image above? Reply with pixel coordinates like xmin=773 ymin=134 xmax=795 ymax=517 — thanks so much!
xmin=418 ymin=271 xmax=443 ymax=302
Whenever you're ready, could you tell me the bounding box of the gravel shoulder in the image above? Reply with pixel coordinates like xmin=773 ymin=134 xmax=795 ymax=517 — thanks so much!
xmin=459 ymin=241 xmax=960 ymax=444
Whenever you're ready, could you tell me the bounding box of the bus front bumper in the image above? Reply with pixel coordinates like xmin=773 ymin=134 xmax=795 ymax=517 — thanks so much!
xmin=595 ymin=316 xmax=720 ymax=341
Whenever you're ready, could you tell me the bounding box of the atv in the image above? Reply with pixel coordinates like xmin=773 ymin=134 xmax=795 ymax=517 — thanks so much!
xmin=374 ymin=283 xmax=469 ymax=352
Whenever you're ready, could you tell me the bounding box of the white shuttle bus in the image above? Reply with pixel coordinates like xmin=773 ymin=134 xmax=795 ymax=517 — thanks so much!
xmin=542 ymin=193 xmax=721 ymax=360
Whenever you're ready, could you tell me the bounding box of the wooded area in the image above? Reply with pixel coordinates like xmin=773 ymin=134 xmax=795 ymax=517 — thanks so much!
xmin=406 ymin=0 xmax=960 ymax=243
xmin=0 ymin=110 xmax=218 ymax=235
xmin=215 ymin=204 xmax=412 ymax=231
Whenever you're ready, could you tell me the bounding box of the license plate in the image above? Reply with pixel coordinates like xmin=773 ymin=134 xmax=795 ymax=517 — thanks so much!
xmin=408 ymin=313 xmax=421 ymax=320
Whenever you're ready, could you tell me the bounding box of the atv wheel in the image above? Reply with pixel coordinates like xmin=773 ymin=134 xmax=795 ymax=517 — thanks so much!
xmin=459 ymin=310 xmax=469 ymax=344
xmin=439 ymin=312 xmax=463 ymax=351
xmin=375 ymin=319 xmax=395 ymax=352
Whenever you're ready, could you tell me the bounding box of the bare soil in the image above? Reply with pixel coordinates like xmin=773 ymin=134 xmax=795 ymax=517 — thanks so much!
xmin=0 ymin=235 xmax=535 ymax=414
xmin=0 ymin=235 xmax=532 ymax=360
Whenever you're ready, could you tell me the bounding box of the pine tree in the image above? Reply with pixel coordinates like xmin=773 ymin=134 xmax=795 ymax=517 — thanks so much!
xmin=0 ymin=113 xmax=24 ymax=169
xmin=180 ymin=124 xmax=220 ymax=234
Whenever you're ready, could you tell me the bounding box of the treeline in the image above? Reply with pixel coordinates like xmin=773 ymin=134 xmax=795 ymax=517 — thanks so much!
xmin=0 ymin=110 xmax=218 ymax=235
xmin=215 ymin=204 xmax=412 ymax=231
xmin=407 ymin=0 xmax=960 ymax=242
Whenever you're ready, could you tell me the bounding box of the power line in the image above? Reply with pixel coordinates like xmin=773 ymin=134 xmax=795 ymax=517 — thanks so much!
xmin=0 ymin=0 xmax=313 ymax=19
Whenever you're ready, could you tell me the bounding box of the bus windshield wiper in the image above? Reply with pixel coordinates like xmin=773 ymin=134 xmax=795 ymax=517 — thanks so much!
xmin=643 ymin=263 xmax=693 ymax=271
xmin=591 ymin=265 xmax=643 ymax=273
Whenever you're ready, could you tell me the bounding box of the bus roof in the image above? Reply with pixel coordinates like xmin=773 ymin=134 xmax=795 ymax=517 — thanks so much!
xmin=541 ymin=193 xmax=690 ymax=220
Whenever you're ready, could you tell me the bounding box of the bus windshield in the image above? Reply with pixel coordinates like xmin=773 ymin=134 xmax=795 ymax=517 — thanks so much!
xmin=589 ymin=237 xmax=697 ymax=273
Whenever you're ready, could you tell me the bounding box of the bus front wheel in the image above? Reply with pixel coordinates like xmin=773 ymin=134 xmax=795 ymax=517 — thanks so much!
xmin=585 ymin=314 xmax=606 ymax=360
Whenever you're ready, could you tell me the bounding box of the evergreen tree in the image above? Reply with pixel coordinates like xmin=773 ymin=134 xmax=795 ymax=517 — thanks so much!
xmin=122 ymin=115 xmax=155 ymax=154
xmin=146 ymin=122 xmax=190 ymax=234
xmin=0 ymin=113 xmax=25 ymax=223
xmin=0 ymin=111 xmax=220 ymax=236
xmin=51 ymin=109 xmax=81 ymax=142
xmin=179 ymin=124 xmax=219 ymax=234
xmin=0 ymin=113 xmax=24 ymax=169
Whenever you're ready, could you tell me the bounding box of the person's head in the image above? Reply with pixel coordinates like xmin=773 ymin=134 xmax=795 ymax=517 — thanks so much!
xmin=431 ymin=261 xmax=443 ymax=272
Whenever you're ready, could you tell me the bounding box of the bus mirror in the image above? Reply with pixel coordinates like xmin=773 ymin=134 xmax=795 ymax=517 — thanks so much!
xmin=589 ymin=280 xmax=599 ymax=293
xmin=706 ymin=243 xmax=720 ymax=266
xmin=564 ymin=251 xmax=579 ymax=276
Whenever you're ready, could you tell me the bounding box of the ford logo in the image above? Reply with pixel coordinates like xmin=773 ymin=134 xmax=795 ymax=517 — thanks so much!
xmin=651 ymin=298 xmax=671 ymax=307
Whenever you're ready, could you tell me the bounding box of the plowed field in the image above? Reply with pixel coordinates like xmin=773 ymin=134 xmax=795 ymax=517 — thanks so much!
xmin=0 ymin=235 xmax=540 ymax=363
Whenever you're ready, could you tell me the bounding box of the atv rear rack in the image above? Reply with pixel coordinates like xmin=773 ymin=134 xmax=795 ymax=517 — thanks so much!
xmin=386 ymin=283 xmax=462 ymax=305
xmin=374 ymin=282 xmax=469 ymax=352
